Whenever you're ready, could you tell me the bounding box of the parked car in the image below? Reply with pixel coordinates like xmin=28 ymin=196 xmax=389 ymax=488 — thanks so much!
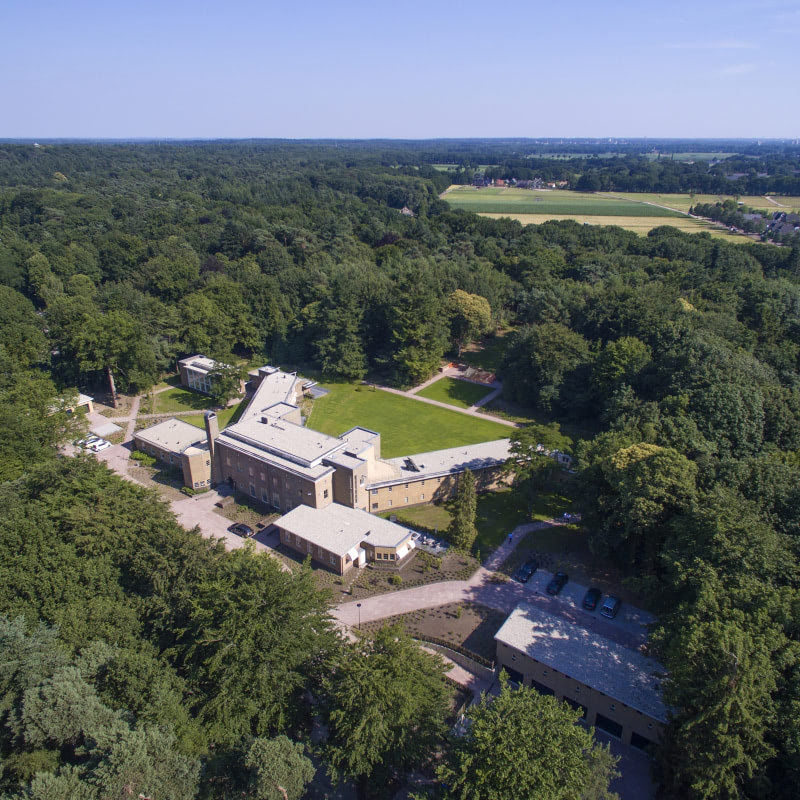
xmin=600 ymin=596 xmax=621 ymax=619
xmin=546 ymin=572 xmax=568 ymax=595
xmin=89 ymin=439 xmax=111 ymax=452
xmin=75 ymin=435 xmax=100 ymax=447
xmin=582 ymin=587 xmax=602 ymax=611
xmin=513 ymin=559 xmax=539 ymax=583
xmin=228 ymin=523 xmax=255 ymax=538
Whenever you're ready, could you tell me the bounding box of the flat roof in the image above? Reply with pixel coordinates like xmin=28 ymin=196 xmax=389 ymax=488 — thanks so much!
xmin=275 ymin=503 xmax=414 ymax=557
xmin=494 ymin=602 xmax=667 ymax=722
xmin=134 ymin=418 xmax=207 ymax=454
xmin=239 ymin=368 xmax=299 ymax=424
xmin=224 ymin=414 xmax=345 ymax=467
xmin=215 ymin=431 xmax=335 ymax=481
xmin=179 ymin=355 xmax=220 ymax=374
xmin=370 ymin=439 xmax=511 ymax=488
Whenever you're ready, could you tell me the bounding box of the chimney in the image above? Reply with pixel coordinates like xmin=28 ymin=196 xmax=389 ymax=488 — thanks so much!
xmin=204 ymin=411 xmax=220 ymax=484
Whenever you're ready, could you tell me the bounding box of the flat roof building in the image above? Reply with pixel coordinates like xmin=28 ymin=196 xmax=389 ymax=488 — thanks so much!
xmin=494 ymin=602 xmax=666 ymax=750
xmin=133 ymin=418 xmax=211 ymax=491
xmin=274 ymin=503 xmax=416 ymax=574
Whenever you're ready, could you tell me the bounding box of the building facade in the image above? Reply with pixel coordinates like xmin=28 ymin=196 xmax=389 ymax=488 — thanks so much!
xmin=132 ymin=418 xmax=212 ymax=490
xmin=494 ymin=603 xmax=666 ymax=751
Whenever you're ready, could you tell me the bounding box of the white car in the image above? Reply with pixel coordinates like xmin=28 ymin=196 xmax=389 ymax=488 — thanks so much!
xmin=88 ymin=439 xmax=112 ymax=452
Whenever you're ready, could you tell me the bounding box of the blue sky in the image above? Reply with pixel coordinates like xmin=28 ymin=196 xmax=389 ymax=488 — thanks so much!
xmin=1 ymin=0 xmax=798 ymax=138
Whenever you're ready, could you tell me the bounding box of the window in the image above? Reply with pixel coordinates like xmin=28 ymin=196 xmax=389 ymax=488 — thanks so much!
xmin=389 ymin=553 xmax=395 ymax=560
xmin=405 ymin=483 xmax=409 ymax=488
xmin=345 ymin=555 xmax=351 ymax=563
xmin=359 ymin=475 xmax=365 ymax=486
xmin=511 ymin=654 xmax=517 ymax=661
xmin=330 ymin=555 xmax=335 ymax=565
xmin=372 ymin=503 xmax=378 ymax=510
xmin=249 ymin=484 xmax=256 ymax=497
xmin=324 ymin=489 xmax=329 ymax=499
xmin=388 ymin=486 xmax=392 ymax=492
xmin=420 ymin=493 xmax=425 ymax=500
xmin=206 ymin=460 xmax=211 ymax=466
xmin=273 ymin=476 xmax=278 ymax=485
xmin=297 ymin=489 xmax=302 ymax=496
xmin=260 ymin=473 xmax=265 ymax=481
xmin=372 ymin=489 xmax=377 ymax=495
xmin=421 ymin=480 xmax=425 ymax=486
xmin=262 ymin=489 xmax=268 ymax=503
xmin=248 ymin=467 xmax=253 ymax=476
xmin=404 ymin=497 xmax=408 ymax=503
xmin=610 ymin=704 xmax=616 ymax=711
xmin=388 ymin=500 xmax=392 ymax=507
xmin=226 ymin=457 xmax=231 ymax=466
xmin=594 ymin=714 xmax=623 ymax=739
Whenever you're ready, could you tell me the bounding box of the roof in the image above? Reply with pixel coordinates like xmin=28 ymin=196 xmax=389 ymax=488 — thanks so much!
xmin=494 ymin=602 xmax=667 ymax=722
xmin=134 ymin=418 xmax=207 ymax=454
xmin=275 ymin=503 xmax=415 ymax=557
xmin=223 ymin=414 xmax=345 ymax=467
xmin=215 ymin=432 xmax=334 ymax=481
xmin=370 ymin=439 xmax=511 ymax=488
xmin=179 ymin=355 xmax=221 ymax=374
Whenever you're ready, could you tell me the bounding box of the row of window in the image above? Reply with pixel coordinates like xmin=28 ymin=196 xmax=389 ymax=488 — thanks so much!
xmin=375 ymin=552 xmax=396 ymax=560
xmin=185 ymin=370 xmax=213 ymax=394
xmin=282 ymin=530 xmax=337 ymax=566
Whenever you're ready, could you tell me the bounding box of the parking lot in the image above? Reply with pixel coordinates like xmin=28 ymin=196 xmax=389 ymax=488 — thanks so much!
xmin=510 ymin=564 xmax=655 ymax=648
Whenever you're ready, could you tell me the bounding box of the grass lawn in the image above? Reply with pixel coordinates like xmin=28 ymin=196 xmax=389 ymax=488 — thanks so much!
xmin=153 ymin=387 xmax=215 ymax=413
xmin=416 ymin=377 xmax=492 ymax=409
xmin=181 ymin=398 xmax=248 ymax=430
xmin=306 ymin=383 xmax=510 ymax=458
xmin=385 ymin=488 xmax=576 ymax=556
xmin=153 ymin=374 xmax=182 ymax=391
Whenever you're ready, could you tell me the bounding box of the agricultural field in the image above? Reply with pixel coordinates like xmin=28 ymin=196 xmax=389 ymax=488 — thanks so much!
xmin=603 ymin=192 xmax=800 ymax=214
xmin=478 ymin=212 xmax=748 ymax=240
xmin=443 ymin=186 xmax=683 ymax=217
xmin=306 ymin=382 xmax=510 ymax=458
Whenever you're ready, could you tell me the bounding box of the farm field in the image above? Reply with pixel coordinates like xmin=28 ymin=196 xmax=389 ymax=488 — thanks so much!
xmin=306 ymin=383 xmax=510 ymax=458
xmin=416 ymin=377 xmax=492 ymax=409
xmin=478 ymin=212 xmax=749 ymax=240
xmin=604 ymin=192 xmax=800 ymax=213
xmin=443 ymin=186 xmax=683 ymax=217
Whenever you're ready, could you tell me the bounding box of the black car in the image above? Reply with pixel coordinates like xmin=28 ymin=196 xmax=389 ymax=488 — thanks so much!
xmin=582 ymin=587 xmax=602 ymax=611
xmin=513 ymin=559 xmax=539 ymax=584
xmin=229 ymin=523 xmax=255 ymax=538
xmin=546 ymin=571 xmax=568 ymax=595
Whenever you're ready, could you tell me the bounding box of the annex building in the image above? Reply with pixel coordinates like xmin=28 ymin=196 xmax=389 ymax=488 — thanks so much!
xmin=494 ymin=602 xmax=667 ymax=750
xmin=132 ymin=417 xmax=211 ymax=490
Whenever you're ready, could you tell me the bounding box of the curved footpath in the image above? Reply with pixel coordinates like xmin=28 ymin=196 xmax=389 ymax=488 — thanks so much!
xmin=334 ymin=521 xmax=651 ymax=652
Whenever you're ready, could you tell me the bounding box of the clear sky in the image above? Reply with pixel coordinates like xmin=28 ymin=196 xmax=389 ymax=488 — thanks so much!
xmin=1 ymin=0 xmax=798 ymax=139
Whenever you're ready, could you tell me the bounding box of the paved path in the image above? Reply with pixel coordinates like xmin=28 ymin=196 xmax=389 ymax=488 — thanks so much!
xmin=334 ymin=520 xmax=651 ymax=651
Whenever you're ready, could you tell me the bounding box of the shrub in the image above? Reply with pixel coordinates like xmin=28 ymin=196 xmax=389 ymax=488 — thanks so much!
xmin=131 ymin=449 xmax=156 ymax=466
xmin=389 ymin=575 xmax=403 ymax=586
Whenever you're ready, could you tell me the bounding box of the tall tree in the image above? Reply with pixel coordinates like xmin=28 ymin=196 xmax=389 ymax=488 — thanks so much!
xmin=322 ymin=625 xmax=451 ymax=798
xmin=438 ymin=678 xmax=619 ymax=800
xmin=448 ymin=469 xmax=478 ymax=551
xmin=243 ymin=735 xmax=316 ymax=800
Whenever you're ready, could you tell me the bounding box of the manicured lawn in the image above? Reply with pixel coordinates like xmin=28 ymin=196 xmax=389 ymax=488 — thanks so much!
xmin=153 ymin=387 xmax=213 ymax=413
xmin=416 ymin=377 xmax=491 ymax=409
xmin=153 ymin=374 xmax=182 ymax=391
xmin=182 ymin=398 xmax=248 ymax=430
xmin=306 ymin=383 xmax=510 ymax=458
xmin=387 ymin=487 xmax=579 ymax=556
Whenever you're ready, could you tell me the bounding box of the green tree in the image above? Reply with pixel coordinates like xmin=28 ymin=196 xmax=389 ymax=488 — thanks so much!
xmin=244 ymin=735 xmax=316 ymax=800
xmin=448 ymin=469 xmax=478 ymax=551
xmin=447 ymin=289 xmax=492 ymax=356
xmin=438 ymin=679 xmax=619 ymax=800
xmin=506 ymin=423 xmax=572 ymax=514
xmin=323 ymin=625 xmax=450 ymax=798
xmin=207 ymin=359 xmax=245 ymax=407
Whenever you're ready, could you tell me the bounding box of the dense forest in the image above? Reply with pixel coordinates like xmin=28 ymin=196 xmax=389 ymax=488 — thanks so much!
xmin=2 ymin=140 xmax=800 ymax=799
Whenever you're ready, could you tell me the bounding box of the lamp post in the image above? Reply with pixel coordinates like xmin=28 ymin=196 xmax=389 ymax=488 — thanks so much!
xmin=357 ymin=602 xmax=362 ymax=631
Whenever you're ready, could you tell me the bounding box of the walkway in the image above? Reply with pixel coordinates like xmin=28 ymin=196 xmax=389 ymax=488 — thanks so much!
xmin=333 ymin=520 xmax=651 ymax=651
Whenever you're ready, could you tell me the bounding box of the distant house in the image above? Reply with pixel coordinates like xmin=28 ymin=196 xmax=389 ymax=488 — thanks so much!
xmin=495 ymin=179 xmax=506 ymax=187
xmin=400 ymin=206 xmax=415 ymax=217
